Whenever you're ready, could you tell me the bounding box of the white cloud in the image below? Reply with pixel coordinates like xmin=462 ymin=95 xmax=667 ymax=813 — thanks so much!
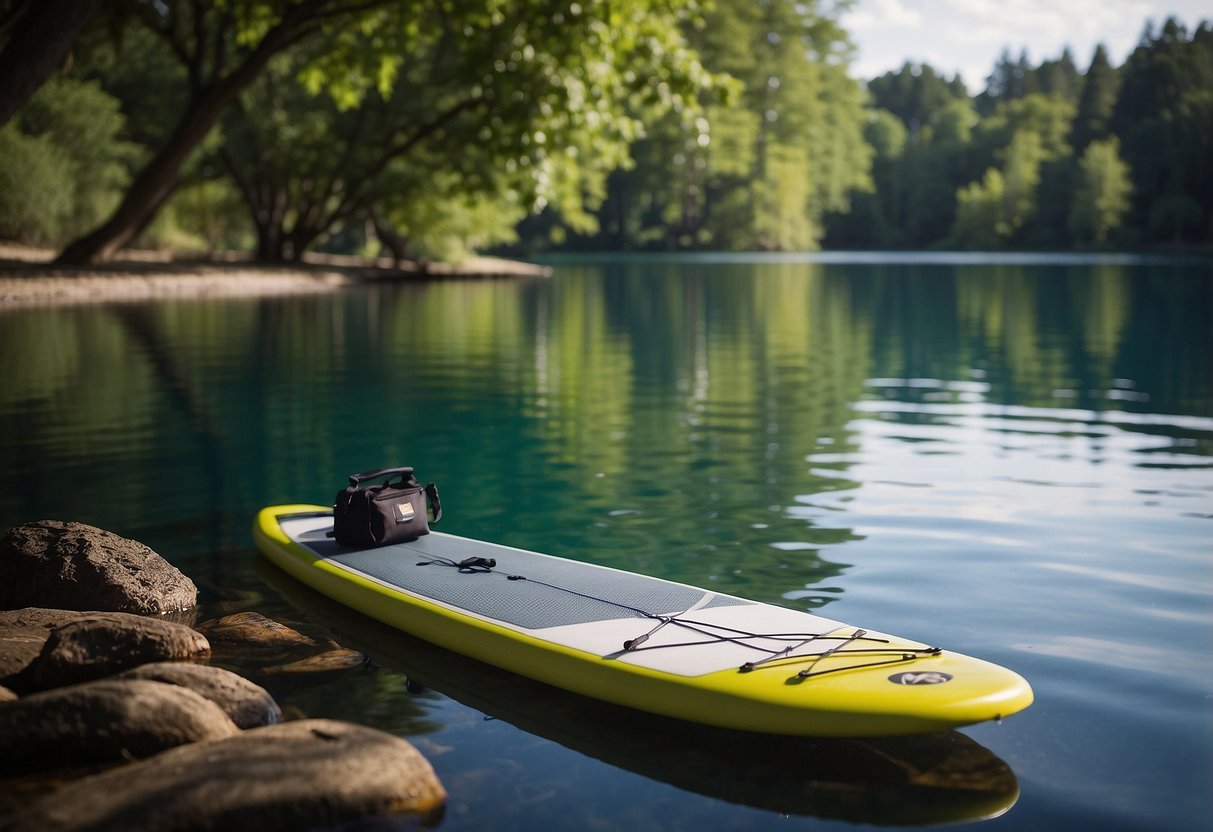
xmin=845 ymin=0 xmax=923 ymax=30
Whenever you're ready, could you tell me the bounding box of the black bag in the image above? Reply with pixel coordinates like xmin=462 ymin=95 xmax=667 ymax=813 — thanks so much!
xmin=332 ymin=467 xmax=442 ymax=547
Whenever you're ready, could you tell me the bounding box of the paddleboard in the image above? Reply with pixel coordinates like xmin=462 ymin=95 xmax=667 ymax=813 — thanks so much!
xmin=254 ymin=505 xmax=1033 ymax=736
xmin=259 ymin=558 xmax=1022 ymax=825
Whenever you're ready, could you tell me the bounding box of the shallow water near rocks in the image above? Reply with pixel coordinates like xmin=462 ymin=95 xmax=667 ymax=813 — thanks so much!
xmin=1 ymin=253 xmax=1210 ymax=830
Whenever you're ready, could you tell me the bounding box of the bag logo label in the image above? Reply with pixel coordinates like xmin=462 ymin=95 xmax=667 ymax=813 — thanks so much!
xmin=888 ymin=671 xmax=953 ymax=686
xmin=393 ymin=501 xmax=416 ymax=523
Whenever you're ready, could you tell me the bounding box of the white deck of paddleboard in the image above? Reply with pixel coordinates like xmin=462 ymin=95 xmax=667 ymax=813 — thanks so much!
xmin=282 ymin=514 xmax=884 ymax=678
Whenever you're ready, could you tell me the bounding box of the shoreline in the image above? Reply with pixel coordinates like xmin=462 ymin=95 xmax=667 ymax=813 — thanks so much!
xmin=0 ymin=246 xmax=552 ymax=309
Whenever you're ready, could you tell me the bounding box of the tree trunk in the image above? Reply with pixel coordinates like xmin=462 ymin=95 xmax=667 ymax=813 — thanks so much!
xmin=55 ymin=91 xmax=229 ymax=264
xmin=0 ymin=0 xmax=102 ymax=129
xmin=371 ymin=212 xmax=414 ymax=264
xmin=54 ymin=0 xmax=331 ymax=265
xmin=255 ymin=222 xmax=286 ymax=263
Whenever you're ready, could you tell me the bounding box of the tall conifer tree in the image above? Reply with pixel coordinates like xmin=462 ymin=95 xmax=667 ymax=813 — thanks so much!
xmin=1070 ymin=45 xmax=1119 ymax=154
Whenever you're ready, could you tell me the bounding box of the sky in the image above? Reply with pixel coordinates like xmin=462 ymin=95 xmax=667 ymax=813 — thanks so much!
xmin=839 ymin=0 xmax=1211 ymax=90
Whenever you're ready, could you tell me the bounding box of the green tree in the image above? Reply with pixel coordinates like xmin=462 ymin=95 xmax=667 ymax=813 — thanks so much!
xmin=0 ymin=126 xmax=72 ymax=244
xmin=371 ymin=175 xmax=524 ymax=263
xmin=864 ymin=108 xmax=908 ymax=161
xmin=0 ymin=78 xmax=133 ymax=244
xmin=156 ymin=179 xmax=253 ymax=254
xmin=976 ymin=48 xmax=1032 ymax=114
xmin=826 ymin=60 xmax=976 ymax=249
xmin=1000 ymin=130 xmax=1046 ymax=229
xmin=17 ymin=78 xmax=135 ymax=238
xmin=1111 ymin=17 xmax=1213 ymax=244
xmin=897 ymin=97 xmax=979 ymax=245
xmin=823 ymin=107 xmax=904 ymax=247
xmin=1027 ymin=47 xmax=1082 ymax=103
xmin=810 ymin=57 xmax=874 ymax=228
xmin=59 ymin=0 xmax=714 ymax=264
xmin=867 ymin=62 xmax=969 ymax=135
xmin=215 ymin=0 xmax=715 ymax=262
xmin=972 ymin=92 xmax=1075 ymax=164
xmin=56 ymin=1 xmax=394 ymax=264
xmin=950 ymin=130 xmax=1045 ymax=247
xmin=843 ymin=17 xmax=1212 ymax=250
xmin=1068 ymin=137 xmax=1133 ymax=244
xmin=590 ymin=0 xmax=869 ymax=251
xmin=949 ymin=92 xmax=1075 ymax=246
xmin=751 ymin=143 xmax=813 ymax=248
xmin=61 ymin=0 xmax=713 ymax=264
xmin=951 ymin=168 xmax=1007 ymax=249
xmin=1069 ymin=44 xmax=1120 ymax=154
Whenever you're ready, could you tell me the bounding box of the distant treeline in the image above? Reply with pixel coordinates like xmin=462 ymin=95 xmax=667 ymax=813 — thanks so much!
xmin=534 ymin=14 xmax=1213 ymax=252
xmin=832 ymin=19 xmax=1213 ymax=251
xmin=0 ymin=2 xmax=1209 ymax=263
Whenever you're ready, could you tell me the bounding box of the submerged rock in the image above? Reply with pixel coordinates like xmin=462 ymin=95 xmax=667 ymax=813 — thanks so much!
xmin=116 ymin=662 xmax=282 ymax=728
xmin=197 ymin=611 xmax=322 ymax=656
xmin=0 ymin=678 xmax=239 ymax=775
xmin=197 ymin=612 xmax=370 ymax=679
xmin=26 ymin=611 xmax=210 ymax=692
xmin=263 ymin=647 xmax=367 ymax=675
xmin=0 ymin=685 xmax=14 ymax=702
xmin=3 ymin=718 xmax=446 ymax=831
xmin=0 ymin=521 xmax=197 ymax=615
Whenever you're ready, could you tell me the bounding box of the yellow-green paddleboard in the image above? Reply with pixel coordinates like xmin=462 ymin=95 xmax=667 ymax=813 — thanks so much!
xmin=255 ymin=505 xmax=1033 ymax=737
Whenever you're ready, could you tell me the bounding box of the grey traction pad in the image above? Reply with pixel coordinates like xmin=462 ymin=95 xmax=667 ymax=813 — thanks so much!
xmin=294 ymin=526 xmax=752 ymax=631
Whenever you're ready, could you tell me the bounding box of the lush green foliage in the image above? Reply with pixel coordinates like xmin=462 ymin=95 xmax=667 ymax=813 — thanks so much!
xmin=549 ymin=11 xmax=1210 ymax=252
xmin=1 ymin=3 xmax=1208 ymax=258
xmin=551 ymin=0 xmax=870 ymax=251
xmin=213 ymin=0 xmax=719 ymax=261
xmin=1068 ymin=138 xmax=1133 ymax=244
xmin=0 ymin=78 xmax=133 ymax=244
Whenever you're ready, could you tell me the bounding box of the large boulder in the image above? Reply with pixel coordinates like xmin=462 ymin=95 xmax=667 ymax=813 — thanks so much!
xmin=0 ymin=609 xmax=210 ymax=693
xmin=31 ymin=613 xmax=211 ymax=692
xmin=0 ymin=678 xmax=239 ymax=775
xmin=0 ymin=521 xmax=197 ymax=614
xmin=0 ymin=608 xmax=80 ymax=688
xmin=115 ymin=662 xmax=281 ymax=729
xmin=3 ymin=719 xmax=446 ymax=831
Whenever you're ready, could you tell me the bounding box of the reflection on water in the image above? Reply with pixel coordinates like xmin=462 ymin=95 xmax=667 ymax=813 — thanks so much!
xmin=0 ymin=254 xmax=1210 ymax=830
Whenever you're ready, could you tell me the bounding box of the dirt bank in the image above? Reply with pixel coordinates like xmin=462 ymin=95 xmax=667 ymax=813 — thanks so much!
xmin=0 ymin=246 xmax=551 ymax=308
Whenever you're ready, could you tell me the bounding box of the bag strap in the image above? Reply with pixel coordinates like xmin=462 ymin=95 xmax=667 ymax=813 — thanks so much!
xmin=426 ymin=482 xmax=442 ymax=524
xmin=348 ymin=467 xmax=414 ymax=488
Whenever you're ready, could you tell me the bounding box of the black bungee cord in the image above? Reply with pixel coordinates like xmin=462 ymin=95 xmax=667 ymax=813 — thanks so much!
xmin=415 ymin=554 xmax=941 ymax=678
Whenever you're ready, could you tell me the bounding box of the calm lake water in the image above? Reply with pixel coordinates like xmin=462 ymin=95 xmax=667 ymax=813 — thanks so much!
xmin=1 ymin=253 xmax=1210 ymax=830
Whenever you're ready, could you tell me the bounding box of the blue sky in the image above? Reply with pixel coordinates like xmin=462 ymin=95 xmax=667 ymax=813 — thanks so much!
xmin=840 ymin=0 xmax=1211 ymax=90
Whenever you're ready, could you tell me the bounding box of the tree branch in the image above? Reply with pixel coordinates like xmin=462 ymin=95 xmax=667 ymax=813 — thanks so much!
xmin=310 ymin=95 xmax=484 ymax=240
xmin=56 ymin=0 xmax=348 ymax=263
xmin=0 ymin=0 xmax=102 ymax=128
xmin=190 ymin=0 xmax=209 ymax=85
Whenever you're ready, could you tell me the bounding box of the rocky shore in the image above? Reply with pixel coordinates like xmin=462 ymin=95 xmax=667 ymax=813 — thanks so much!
xmin=0 ymin=520 xmax=446 ymax=830
xmin=0 ymin=245 xmax=552 ymax=308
